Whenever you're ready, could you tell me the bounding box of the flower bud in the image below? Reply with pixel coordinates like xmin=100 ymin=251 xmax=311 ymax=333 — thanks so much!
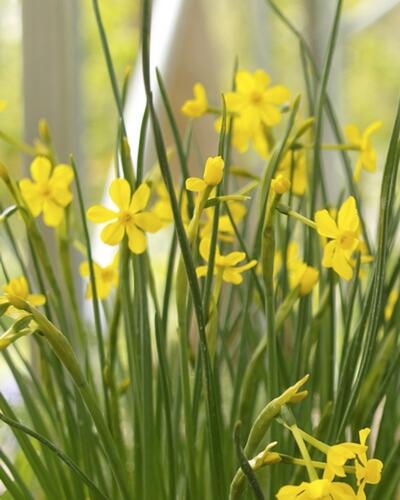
xmin=271 ymin=174 xmax=290 ymax=194
xmin=203 ymin=156 xmax=224 ymax=186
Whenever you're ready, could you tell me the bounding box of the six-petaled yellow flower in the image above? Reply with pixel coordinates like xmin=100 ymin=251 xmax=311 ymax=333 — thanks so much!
xmin=354 ymin=428 xmax=383 ymax=500
xmin=225 ymin=69 xmax=290 ymax=129
xmin=80 ymin=253 xmax=119 ymax=300
xmin=0 ymin=277 xmax=46 ymax=318
xmin=87 ymin=179 xmax=163 ymax=255
xmin=315 ymin=196 xmax=360 ymax=280
xmin=181 ymin=83 xmax=208 ymax=118
xmin=186 ymin=156 xmax=224 ymax=192
xmin=19 ymin=156 xmax=74 ymax=227
xmin=196 ymin=237 xmax=257 ymax=284
xmin=276 ymin=478 xmax=356 ymax=499
xmin=344 ymin=121 xmax=382 ymax=182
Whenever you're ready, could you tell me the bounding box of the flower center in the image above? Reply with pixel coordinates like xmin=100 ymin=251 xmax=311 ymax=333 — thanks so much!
xmin=337 ymin=230 xmax=355 ymax=250
xmin=101 ymin=268 xmax=115 ymax=283
xmin=250 ymin=90 xmax=263 ymax=105
xmin=38 ymin=182 xmax=52 ymax=198
xmin=118 ymin=210 xmax=133 ymax=225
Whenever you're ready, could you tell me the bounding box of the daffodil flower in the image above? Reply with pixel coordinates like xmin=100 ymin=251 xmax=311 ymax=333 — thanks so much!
xmin=354 ymin=428 xmax=383 ymax=500
xmin=276 ymin=478 xmax=356 ymax=499
xmin=324 ymin=442 xmax=366 ymax=480
xmin=87 ymin=179 xmax=163 ymax=255
xmin=315 ymin=196 xmax=360 ymax=280
xmin=196 ymin=237 xmax=257 ymax=284
xmin=181 ymin=83 xmax=208 ymax=117
xmin=225 ymin=69 xmax=290 ymax=129
xmin=80 ymin=253 xmax=119 ymax=300
xmin=0 ymin=277 xmax=46 ymax=319
xmin=186 ymin=156 xmax=224 ymax=192
xmin=344 ymin=121 xmax=382 ymax=182
xmin=19 ymin=156 xmax=74 ymax=227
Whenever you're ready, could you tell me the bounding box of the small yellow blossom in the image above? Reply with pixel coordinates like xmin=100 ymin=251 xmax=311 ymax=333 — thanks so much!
xmin=196 ymin=237 xmax=257 ymax=284
xmin=87 ymin=179 xmax=163 ymax=255
xmin=276 ymin=478 xmax=356 ymax=499
xmin=225 ymin=69 xmax=290 ymax=129
xmin=181 ymin=83 xmax=208 ymax=117
xmin=344 ymin=121 xmax=382 ymax=182
xmin=271 ymin=174 xmax=291 ymax=195
xmin=355 ymin=428 xmax=383 ymax=500
xmin=315 ymin=196 xmax=360 ymax=280
xmin=186 ymin=156 xmax=224 ymax=192
xmin=80 ymin=253 xmax=119 ymax=300
xmin=200 ymin=202 xmax=246 ymax=242
xmin=384 ymin=289 xmax=398 ymax=321
xmin=277 ymin=150 xmax=308 ymax=196
xmin=324 ymin=442 xmax=366 ymax=480
xmin=0 ymin=277 xmax=46 ymax=318
xmin=19 ymin=156 xmax=74 ymax=227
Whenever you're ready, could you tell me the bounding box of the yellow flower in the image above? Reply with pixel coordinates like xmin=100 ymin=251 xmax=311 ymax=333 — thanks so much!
xmin=181 ymin=83 xmax=208 ymax=117
xmin=0 ymin=277 xmax=46 ymax=318
xmin=200 ymin=202 xmax=246 ymax=242
xmin=214 ymin=116 xmax=270 ymax=159
xmin=225 ymin=69 xmax=290 ymax=129
xmin=80 ymin=253 xmax=119 ymax=300
xmin=384 ymin=289 xmax=398 ymax=321
xmin=271 ymin=174 xmax=291 ymax=194
xmin=186 ymin=156 xmax=224 ymax=192
xmin=277 ymin=150 xmax=308 ymax=196
xmin=87 ymin=179 xmax=163 ymax=255
xmin=19 ymin=156 xmax=74 ymax=227
xmin=315 ymin=196 xmax=360 ymax=280
xmin=196 ymin=237 xmax=257 ymax=284
xmin=276 ymin=479 xmax=356 ymax=499
xmin=355 ymin=428 xmax=383 ymax=500
xmin=344 ymin=121 xmax=382 ymax=182
xmin=324 ymin=442 xmax=366 ymax=480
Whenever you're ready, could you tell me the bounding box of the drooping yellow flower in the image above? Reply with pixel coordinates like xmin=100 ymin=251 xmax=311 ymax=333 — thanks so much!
xmin=384 ymin=289 xmax=398 ymax=321
xmin=200 ymin=202 xmax=246 ymax=242
xmin=181 ymin=83 xmax=208 ymax=118
xmin=19 ymin=156 xmax=74 ymax=227
xmin=315 ymin=196 xmax=360 ymax=280
xmin=80 ymin=253 xmax=119 ymax=300
xmin=0 ymin=277 xmax=46 ymax=318
xmin=271 ymin=174 xmax=291 ymax=195
xmin=354 ymin=428 xmax=383 ymax=500
xmin=225 ymin=69 xmax=290 ymax=131
xmin=214 ymin=116 xmax=270 ymax=159
xmin=324 ymin=442 xmax=366 ymax=480
xmin=277 ymin=149 xmax=308 ymax=196
xmin=276 ymin=478 xmax=356 ymax=499
xmin=87 ymin=179 xmax=163 ymax=255
xmin=186 ymin=156 xmax=224 ymax=192
xmin=344 ymin=121 xmax=382 ymax=182
xmin=196 ymin=237 xmax=257 ymax=284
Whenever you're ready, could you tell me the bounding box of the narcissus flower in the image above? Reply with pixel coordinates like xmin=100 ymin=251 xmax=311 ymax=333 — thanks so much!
xmin=384 ymin=289 xmax=398 ymax=321
xmin=196 ymin=237 xmax=257 ymax=284
xmin=315 ymin=196 xmax=360 ymax=280
xmin=186 ymin=156 xmax=224 ymax=192
xmin=324 ymin=442 xmax=366 ymax=480
xmin=276 ymin=478 xmax=356 ymax=499
xmin=225 ymin=69 xmax=290 ymax=129
xmin=80 ymin=253 xmax=119 ymax=300
xmin=0 ymin=277 xmax=46 ymax=318
xmin=19 ymin=156 xmax=74 ymax=227
xmin=355 ymin=428 xmax=383 ymax=500
xmin=277 ymin=150 xmax=308 ymax=196
xmin=271 ymin=174 xmax=291 ymax=194
xmin=344 ymin=121 xmax=382 ymax=182
xmin=181 ymin=83 xmax=208 ymax=118
xmin=87 ymin=179 xmax=163 ymax=254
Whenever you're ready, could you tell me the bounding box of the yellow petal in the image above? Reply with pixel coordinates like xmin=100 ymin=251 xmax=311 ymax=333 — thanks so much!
xmin=358 ymin=428 xmax=371 ymax=447
xmin=129 ymin=183 xmax=150 ymax=214
xmin=222 ymin=268 xmax=243 ymax=284
xmin=338 ymin=196 xmax=359 ymax=233
xmin=27 ymin=294 xmax=46 ymax=306
xmin=19 ymin=180 xmax=43 ymax=216
xmin=264 ymin=85 xmax=290 ymax=105
xmin=363 ymin=120 xmax=382 ymax=141
xmin=315 ymin=209 xmax=339 ymax=238
xmin=31 ymin=156 xmax=51 ymax=182
xmin=87 ymin=205 xmax=118 ymax=223
xmin=42 ymin=200 xmax=64 ymax=227
xmin=322 ymin=240 xmax=337 ymax=268
xmin=223 ymin=251 xmax=246 ymax=267
xmin=196 ymin=265 xmax=209 ymax=278
xmin=110 ymin=178 xmax=131 ymax=211
xmin=276 ymin=483 xmax=305 ymax=499
xmin=363 ymin=459 xmax=383 ymax=484
xmin=332 ymin=248 xmax=353 ymax=280
xmin=134 ymin=212 xmax=163 ymax=233
xmin=253 ymin=69 xmax=271 ymax=91
xmin=51 ymin=187 xmax=73 ymax=207
xmin=126 ymin=224 xmax=147 ymax=254
xmin=79 ymin=262 xmax=90 ymax=277
xmin=51 ymin=165 xmax=74 ymax=185
xmin=344 ymin=124 xmax=361 ymax=145
xmin=199 ymin=237 xmax=211 ymax=263
xmin=186 ymin=177 xmax=207 ymax=192
xmin=234 ymin=259 xmax=258 ymax=274
xmin=236 ymin=70 xmax=255 ymax=94
xmin=101 ymin=221 xmax=125 ymax=246
xmin=203 ymin=156 xmax=224 ymax=186
xmin=260 ymin=104 xmax=282 ymax=127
